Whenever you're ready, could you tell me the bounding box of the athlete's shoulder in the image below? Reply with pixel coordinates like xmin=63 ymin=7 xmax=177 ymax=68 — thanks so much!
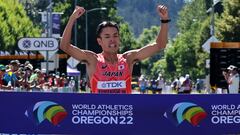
xmin=122 ymin=49 xmax=139 ymax=64
xmin=122 ymin=50 xmax=137 ymax=58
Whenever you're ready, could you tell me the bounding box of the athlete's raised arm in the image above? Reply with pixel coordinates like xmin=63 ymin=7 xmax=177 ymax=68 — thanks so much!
xmin=125 ymin=4 xmax=169 ymax=63
xmin=60 ymin=6 xmax=97 ymax=63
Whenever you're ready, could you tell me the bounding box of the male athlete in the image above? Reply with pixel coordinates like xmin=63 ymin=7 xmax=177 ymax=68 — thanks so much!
xmin=60 ymin=5 xmax=169 ymax=94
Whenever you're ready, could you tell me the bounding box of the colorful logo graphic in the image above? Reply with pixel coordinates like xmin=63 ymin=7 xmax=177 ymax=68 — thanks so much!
xmin=25 ymin=101 xmax=67 ymax=126
xmin=164 ymin=102 xmax=207 ymax=126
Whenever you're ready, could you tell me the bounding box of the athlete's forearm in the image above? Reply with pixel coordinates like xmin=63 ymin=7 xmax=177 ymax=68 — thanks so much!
xmin=156 ymin=23 xmax=168 ymax=50
xmin=155 ymin=5 xmax=169 ymax=50
xmin=60 ymin=17 xmax=75 ymax=51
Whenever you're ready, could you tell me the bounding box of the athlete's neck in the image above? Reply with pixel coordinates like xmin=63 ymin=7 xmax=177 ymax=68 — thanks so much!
xmin=102 ymin=52 xmax=118 ymax=64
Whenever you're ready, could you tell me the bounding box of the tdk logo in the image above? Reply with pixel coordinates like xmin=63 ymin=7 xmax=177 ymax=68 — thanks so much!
xmin=102 ymin=82 xmax=123 ymax=88
xmin=97 ymin=81 xmax=126 ymax=89
xmin=18 ymin=38 xmax=58 ymax=51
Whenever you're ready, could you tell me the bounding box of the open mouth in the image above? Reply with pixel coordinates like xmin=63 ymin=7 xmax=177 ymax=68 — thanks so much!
xmin=108 ymin=44 xmax=117 ymax=48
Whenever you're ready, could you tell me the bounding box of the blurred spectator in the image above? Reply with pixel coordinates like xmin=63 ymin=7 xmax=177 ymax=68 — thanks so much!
xmin=10 ymin=60 xmax=20 ymax=72
xmin=223 ymin=65 xmax=239 ymax=94
xmin=50 ymin=74 xmax=60 ymax=92
xmin=0 ymin=64 xmax=11 ymax=90
xmin=80 ymin=78 xmax=87 ymax=92
xmin=195 ymin=79 xmax=204 ymax=93
xmin=29 ymin=68 xmax=42 ymax=91
xmin=48 ymin=73 xmax=54 ymax=87
xmin=150 ymin=79 xmax=158 ymax=94
xmin=2 ymin=60 xmax=20 ymax=89
xmin=138 ymin=75 xmax=147 ymax=94
xmin=59 ymin=73 xmax=68 ymax=87
xmin=156 ymin=74 xmax=165 ymax=94
xmin=69 ymin=77 xmax=76 ymax=92
xmin=24 ymin=61 xmax=30 ymax=66
xmin=171 ymin=77 xmax=181 ymax=92
xmin=0 ymin=64 xmax=5 ymax=82
xmin=22 ymin=63 xmax=33 ymax=90
xmin=178 ymin=74 xmax=192 ymax=94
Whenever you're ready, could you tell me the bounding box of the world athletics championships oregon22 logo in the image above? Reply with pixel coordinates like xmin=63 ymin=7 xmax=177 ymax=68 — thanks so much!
xmin=25 ymin=101 xmax=68 ymax=126
xmin=164 ymin=102 xmax=207 ymax=126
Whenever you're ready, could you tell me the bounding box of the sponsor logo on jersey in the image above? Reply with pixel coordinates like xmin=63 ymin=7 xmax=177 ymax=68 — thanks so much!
xmin=101 ymin=64 xmax=107 ymax=69
xmin=97 ymin=81 xmax=126 ymax=89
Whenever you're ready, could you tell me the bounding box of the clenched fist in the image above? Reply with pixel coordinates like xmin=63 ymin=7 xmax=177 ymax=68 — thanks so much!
xmin=70 ymin=6 xmax=85 ymax=21
xmin=157 ymin=5 xmax=169 ymax=20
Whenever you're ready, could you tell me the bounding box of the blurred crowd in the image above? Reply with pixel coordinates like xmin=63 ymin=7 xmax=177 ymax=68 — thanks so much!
xmin=0 ymin=59 xmax=237 ymax=94
xmin=133 ymin=73 xmax=206 ymax=94
xmin=0 ymin=60 xmax=87 ymax=92
xmin=0 ymin=59 xmax=204 ymax=94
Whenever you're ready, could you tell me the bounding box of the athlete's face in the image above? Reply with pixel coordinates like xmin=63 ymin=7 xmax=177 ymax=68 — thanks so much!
xmin=97 ymin=27 xmax=120 ymax=54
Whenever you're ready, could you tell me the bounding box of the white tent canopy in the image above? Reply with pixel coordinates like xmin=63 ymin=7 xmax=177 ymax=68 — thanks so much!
xmin=67 ymin=65 xmax=80 ymax=76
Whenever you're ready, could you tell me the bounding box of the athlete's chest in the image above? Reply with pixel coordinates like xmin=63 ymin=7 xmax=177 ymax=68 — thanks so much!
xmin=96 ymin=61 xmax=128 ymax=78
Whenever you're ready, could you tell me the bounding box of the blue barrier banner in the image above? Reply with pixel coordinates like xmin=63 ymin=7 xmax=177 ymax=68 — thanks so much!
xmin=0 ymin=91 xmax=240 ymax=135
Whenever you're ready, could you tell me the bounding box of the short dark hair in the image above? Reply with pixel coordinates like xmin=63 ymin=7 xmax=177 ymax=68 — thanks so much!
xmin=96 ymin=21 xmax=119 ymax=37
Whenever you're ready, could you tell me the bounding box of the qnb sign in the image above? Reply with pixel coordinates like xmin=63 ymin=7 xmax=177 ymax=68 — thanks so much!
xmin=18 ymin=38 xmax=58 ymax=51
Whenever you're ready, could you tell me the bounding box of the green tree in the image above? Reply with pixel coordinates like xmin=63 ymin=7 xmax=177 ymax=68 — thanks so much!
xmin=159 ymin=0 xmax=209 ymax=81
xmin=0 ymin=0 xmax=40 ymax=52
xmin=137 ymin=26 xmax=163 ymax=76
xmin=216 ymin=0 xmax=240 ymax=41
xmin=19 ymin=0 xmax=68 ymax=23
xmin=138 ymin=26 xmax=160 ymax=46
xmin=119 ymin=23 xmax=137 ymax=53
